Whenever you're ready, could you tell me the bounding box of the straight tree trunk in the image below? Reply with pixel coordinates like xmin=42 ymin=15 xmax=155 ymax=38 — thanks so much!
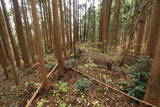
xmin=146 ymin=0 xmax=160 ymax=59
xmin=59 ymin=0 xmax=67 ymax=57
xmin=24 ymin=0 xmax=36 ymax=62
xmin=83 ymin=3 xmax=87 ymax=42
xmin=134 ymin=7 xmax=147 ymax=56
xmin=21 ymin=0 xmax=34 ymax=64
xmin=63 ymin=0 xmax=70 ymax=49
xmin=39 ymin=0 xmax=47 ymax=53
xmin=92 ymin=0 xmax=96 ymax=43
xmin=73 ymin=0 xmax=77 ymax=57
xmin=86 ymin=7 xmax=91 ymax=42
xmin=101 ymin=0 xmax=111 ymax=52
xmin=98 ymin=3 xmax=103 ymax=43
xmin=0 ymin=31 xmax=8 ymax=79
xmin=47 ymin=0 xmax=53 ymax=50
xmin=0 ymin=25 xmax=12 ymax=61
xmin=142 ymin=27 xmax=160 ymax=107
xmin=111 ymin=0 xmax=121 ymax=47
xmin=144 ymin=10 xmax=151 ymax=42
xmin=43 ymin=0 xmax=50 ymax=51
xmin=11 ymin=0 xmax=31 ymax=67
xmin=0 ymin=0 xmax=21 ymax=66
xmin=69 ymin=0 xmax=73 ymax=50
xmin=0 ymin=7 xmax=19 ymax=85
xmin=30 ymin=0 xmax=50 ymax=89
xmin=52 ymin=0 xmax=64 ymax=70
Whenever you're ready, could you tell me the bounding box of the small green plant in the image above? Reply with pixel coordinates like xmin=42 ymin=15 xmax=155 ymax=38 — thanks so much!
xmin=10 ymin=86 xmax=17 ymax=92
xmin=55 ymin=81 xmax=69 ymax=93
xmin=31 ymin=82 xmax=41 ymax=88
xmin=105 ymin=78 xmax=114 ymax=84
xmin=52 ymin=90 xmax=60 ymax=97
xmin=125 ymin=57 xmax=152 ymax=99
xmin=119 ymin=78 xmax=128 ymax=86
xmin=118 ymin=78 xmax=128 ymax=90
xmin=75 ymin=78 xmax=92 ymax=91
xmin=59 ymin=101 xmax=67 ymax=107
xmin=84 ymin=63 xmax=97 ymax=68
xmin=37 ymin=99 xmax=47 ymax=107
xmin=121 ymin=64 xmax=131 ymax=74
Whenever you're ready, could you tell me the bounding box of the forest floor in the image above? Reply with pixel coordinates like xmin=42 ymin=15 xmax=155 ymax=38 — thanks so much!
xmin=0 ymin=43 xmax=139 ymax=107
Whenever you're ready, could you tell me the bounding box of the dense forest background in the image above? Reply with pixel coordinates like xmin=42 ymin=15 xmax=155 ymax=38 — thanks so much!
xmin=0 ymin=0 xmax=160 ymax=107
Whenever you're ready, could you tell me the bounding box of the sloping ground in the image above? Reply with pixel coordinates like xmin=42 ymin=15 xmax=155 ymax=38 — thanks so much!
xmin=0 ymin=54 xmax=57 ymax=106
xmin=29 ymin=44 xmax=138 ymax=107
xmin=0 ymin=43 xmax=138 ymax=107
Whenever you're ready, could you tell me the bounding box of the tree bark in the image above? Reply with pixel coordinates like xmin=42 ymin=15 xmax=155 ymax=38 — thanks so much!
xmin=0 ymin=31 xmax=8 ymax=79
xmin=146 ymin=0 xmax=160 ymax=59
xmin=30 ymin=0 xmax=50 ymax=89
xmin=0 ymin=0 xmax=21 ymax=66
xmin=134 ymin=8 xmax=147 ymax=56
xmin=21 ymin=0 xmax=34 ymax=64
xmin=59 ymin=0 xmax=67 ymax=57
xmin=101 ymin=0 xmax=112 ymax=52
xmin=0 ymin=7 xmax=19 ymax=85
xmin=11 ymin=0 xmax=31 ymax=67
xmin=52 ymin=0 xmax=64 ymax=70
xmin=142 ymin=27 xmax=160 ymax=107
xmin=111 ymin=0 xmax=121 ymax=47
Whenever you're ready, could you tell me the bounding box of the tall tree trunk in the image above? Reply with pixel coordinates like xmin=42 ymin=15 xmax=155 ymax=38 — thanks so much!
xmin=98 ymin=1 xmax=103 ymax=43
xmin=24 ymin=0 xmax=36 ymax=62
xmin=59 ymin=0 xmax=66 ymax=57
xmin=47 ymin=0 xmax=53 ymax=50
xmin=142 ymin=27 xmax=160 ymax=107
xmin=83 ymin=3 xmax=87 ymax=42
xmin=73 ymin=0 xmax=77 ymax=57
xmin=21 ymin=0 xmax=34 ymax=64
xmin=39 ymin=0 xmax=47 ymax=53
xmin=92 ymin=0 xmax=96 ymax=43
xmin=86 ymin=6 xmax=91 ymax=42
xmin=144 ymin=10 xmax=151 ymax=42
xmin=146 ymin=0 xmax=160 ymax=59
xmin=52 ymin=0 xmax=64 ymax=71
xmin=111 ymin=0 xmax=121 ymax=47
xmin=30 ymin=0 xmax=50 ymax=89
xmin=0 ymin=31 xmax=8 ymax=79
xmin=0 ymin=25 xmax=12 ymax=61
xmin=101 ymin=0 xmax=111 ymax=52
xmin=69 ymin=0 xmax=73 ymax=50
xmin=134 ymin=5 xmax=148 ymax=56
xmin=0 ymin=7 xmax=19 ymax=85
xmin=0 ymin=0 xmax=21 ymax=66
xmin=11 ymin=0 xmax=31 ymax=67
xmin=43 ymin=0 xmax=50 ymax=51
xmin=63 ymin=0 xmax=70 ymax=49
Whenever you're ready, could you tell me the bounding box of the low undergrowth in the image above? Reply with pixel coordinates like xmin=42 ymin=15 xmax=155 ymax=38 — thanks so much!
xmin=124 ymin=57 xmax=152 ymax=99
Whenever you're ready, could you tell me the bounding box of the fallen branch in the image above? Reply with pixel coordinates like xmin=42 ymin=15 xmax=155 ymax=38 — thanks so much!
xmin=26 ymin=63 xmax=39 ymax=72
xmin=25 ymin=60 xmax=53 ymax=72
xmin=25 ymin=63 xmax=58 ymax=107
xmin=70 ymin=67 xmax=156 ymax=107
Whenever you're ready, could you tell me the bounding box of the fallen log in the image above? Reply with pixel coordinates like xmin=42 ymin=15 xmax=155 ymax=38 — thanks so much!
xmin=25 ymin=63 xmax=58 ymax=107
xmin=69 ymin=67 xmax=156 ymax=107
